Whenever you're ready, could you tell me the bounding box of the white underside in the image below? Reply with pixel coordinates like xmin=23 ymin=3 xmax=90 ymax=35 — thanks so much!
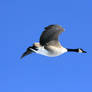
xmin=31 ymin=46 xmax=67 ymax=57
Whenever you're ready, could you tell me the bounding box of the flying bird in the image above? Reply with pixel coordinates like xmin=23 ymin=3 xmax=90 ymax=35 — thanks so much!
xmin=21 ymin=24 xmax=86 ymax=58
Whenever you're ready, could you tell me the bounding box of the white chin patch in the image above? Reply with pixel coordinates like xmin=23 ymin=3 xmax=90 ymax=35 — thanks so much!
xmin=79 ymin=49 xmax=83 ymax=53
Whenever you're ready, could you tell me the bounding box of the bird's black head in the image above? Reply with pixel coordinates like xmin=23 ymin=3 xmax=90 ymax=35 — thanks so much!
xmin=78 ymin=48 xmax=87 ymax=53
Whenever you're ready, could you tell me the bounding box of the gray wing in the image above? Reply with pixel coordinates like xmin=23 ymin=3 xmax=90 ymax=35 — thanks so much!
xmin=40 ymin=24 xmax=64 ymax=46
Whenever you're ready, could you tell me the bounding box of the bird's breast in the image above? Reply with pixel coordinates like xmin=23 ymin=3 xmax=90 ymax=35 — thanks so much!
xmin=33 ymin=46 xmax=67 ymax=57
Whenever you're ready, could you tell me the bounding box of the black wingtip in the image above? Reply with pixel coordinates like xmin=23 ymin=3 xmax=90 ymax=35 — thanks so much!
xmin=20 ymin=52 xmax=27 ymax=59
xmin=20 ymin=54 xmax=25 ymax=59
xmin=20 ymin=46 xmax=36 ymax=59
xmin=20 ymin=49 xmax=32 ymax=59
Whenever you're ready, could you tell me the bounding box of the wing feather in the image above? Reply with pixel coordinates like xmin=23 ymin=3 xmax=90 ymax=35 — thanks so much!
xmin=40 ymin=24 xmax=64 ymax=46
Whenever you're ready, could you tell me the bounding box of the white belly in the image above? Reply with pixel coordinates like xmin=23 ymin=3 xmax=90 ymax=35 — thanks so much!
xmin=31 ymin=46 xmax=67 ymax=57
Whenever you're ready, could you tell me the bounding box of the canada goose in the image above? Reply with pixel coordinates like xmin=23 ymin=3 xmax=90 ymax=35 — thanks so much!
xmin=21 ymin=24 xmax=86 ymax=58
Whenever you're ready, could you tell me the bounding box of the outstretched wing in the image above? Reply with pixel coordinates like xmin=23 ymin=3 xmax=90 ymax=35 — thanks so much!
xmin=21 ymin=46 xmax=33 ymax=59
xmin=39 ymin=24 xmax=64 ymax=46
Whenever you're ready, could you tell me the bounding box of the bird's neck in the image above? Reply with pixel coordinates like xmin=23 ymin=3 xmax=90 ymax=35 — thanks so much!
xmin=67 ymin=48 xmax=79 ymax=52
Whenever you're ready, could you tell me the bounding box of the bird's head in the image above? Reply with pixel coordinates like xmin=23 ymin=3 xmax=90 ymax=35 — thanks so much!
xmin=78 ymin=48 xmax=87 ymax=53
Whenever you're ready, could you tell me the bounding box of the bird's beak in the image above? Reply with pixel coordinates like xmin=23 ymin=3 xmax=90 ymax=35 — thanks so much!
xmin=82 ymin=50 xmax=87 ymax=53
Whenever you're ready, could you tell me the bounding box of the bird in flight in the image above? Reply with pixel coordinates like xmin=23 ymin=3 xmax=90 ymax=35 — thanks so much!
xmin=21 ymin=24 xmax=86 ymax=58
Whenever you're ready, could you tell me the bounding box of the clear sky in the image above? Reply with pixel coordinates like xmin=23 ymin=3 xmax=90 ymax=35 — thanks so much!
xmin=0 ymin=0 xmax=92 ymax=92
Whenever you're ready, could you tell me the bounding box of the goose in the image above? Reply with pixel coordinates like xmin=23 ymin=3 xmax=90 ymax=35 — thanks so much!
xmin=21 ymin=24 xmax=86 ymax=58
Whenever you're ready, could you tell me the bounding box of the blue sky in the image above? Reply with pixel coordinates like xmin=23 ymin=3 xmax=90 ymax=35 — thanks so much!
xmin=0 ymin=0 xmax=92 ymax=92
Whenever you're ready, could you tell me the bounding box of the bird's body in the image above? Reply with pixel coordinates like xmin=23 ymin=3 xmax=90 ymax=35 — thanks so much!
xmin=31 ymin=43 xmax=67 ymax=57
xmin=21 ymin=24 xmax=86 ymax=58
